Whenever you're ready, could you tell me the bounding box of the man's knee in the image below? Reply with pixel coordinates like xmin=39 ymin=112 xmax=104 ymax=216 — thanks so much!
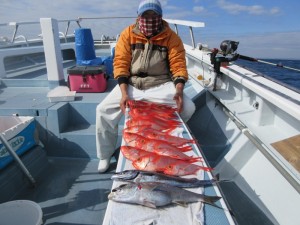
xmin=96 ymin=102 xmax=106 ymax=115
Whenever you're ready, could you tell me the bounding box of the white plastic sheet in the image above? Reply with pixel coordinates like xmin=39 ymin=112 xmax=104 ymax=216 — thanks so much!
xmin=103 ymin=110 xmax=206 ymax=225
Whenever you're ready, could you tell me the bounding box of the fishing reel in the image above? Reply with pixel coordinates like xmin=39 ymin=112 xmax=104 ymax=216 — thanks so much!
xmin=220 ymin=40 xmax=239 ymax=56
xmin=209 ymin=40 xmax=240 ymax=91
xmin=210 ymin=40 xmax=239 ymax=63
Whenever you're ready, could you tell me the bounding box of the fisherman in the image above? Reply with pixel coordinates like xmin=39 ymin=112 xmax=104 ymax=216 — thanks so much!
xmin=96 ymin=0 xmax=196 ymax=173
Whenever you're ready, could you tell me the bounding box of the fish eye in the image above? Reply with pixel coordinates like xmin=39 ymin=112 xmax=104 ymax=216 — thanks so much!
xmin=168 ymin=165 xmax=173 ymax=169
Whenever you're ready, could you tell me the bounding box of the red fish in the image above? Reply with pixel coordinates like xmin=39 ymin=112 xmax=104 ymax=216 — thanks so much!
xmin=123 ymin=132 xmax=193 ymax=153
xmin=153 ymin=147 xmax=201 ymax=162
xmin=132 ymin=152 xmax=212 ymax=176
xmin=144 ymin=129 xmax=196 ymax=146
xmin=123 ymin=125 xmax=152 ymax=133
xmin=121 ymin=145 xmax=199 ymax=163
xmin=127 ymin=100 xmax=152 ymax=108
xmin=163 ymin=163 xmax=211 ymax=176
xmin=120 ymin=146 xmax=150 ymax=161
xmin=129 ymin=108 xmax=177 ymax=120
xmin=122 ymin=134 xmax=200 ymax=162
xmin=126 ymin=118 xmax=178 ymax=132
xmin=127 ymin=100 xmax=176 ymax=112
xmin=124 ymin=125 xmax=196 ymax=147
xmin=128 ymin=113 xmax=181 ymax=127
xmin=128 ymin=114 xmax=181 ymax=127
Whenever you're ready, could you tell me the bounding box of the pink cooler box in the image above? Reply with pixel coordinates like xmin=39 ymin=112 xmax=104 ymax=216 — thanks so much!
xmin=67 ymin=66 xmax=107 ymax=93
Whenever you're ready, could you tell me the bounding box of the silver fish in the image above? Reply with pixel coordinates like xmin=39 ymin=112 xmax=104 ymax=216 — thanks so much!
xmin=111 ymin=170 xmax=217 ymax=188
xmin=108 ymin=182 xmax=221 ymax=208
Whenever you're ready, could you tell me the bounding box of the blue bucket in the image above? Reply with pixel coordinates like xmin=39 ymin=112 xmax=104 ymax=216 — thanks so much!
xmin=75 ymin=28 xmax=102 ymax=66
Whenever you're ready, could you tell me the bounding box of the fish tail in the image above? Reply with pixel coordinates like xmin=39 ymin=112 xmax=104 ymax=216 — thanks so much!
xmin=178 ymin=145 xmax=193 ymax=152
xmin=187 ymin=157 xmax=203 ymax=163
xmin=195 ymin=179 xmax=217 ymax=186
xmin=202 ymin=195 xmax=222 ymax=209
xmin=189 ymin=139 xmax=197 ymax=144
xmin=198 ymin=165 xmax=213 ymax=172
xmin=164 ymin=126 xmax=179 ymax=134
xmin=170 ymin=119 xmax=182 ymax=123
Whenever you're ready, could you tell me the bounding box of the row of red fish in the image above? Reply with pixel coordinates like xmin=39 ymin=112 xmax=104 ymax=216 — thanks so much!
xmin=121 ymin=100 xmax=212 ymax=176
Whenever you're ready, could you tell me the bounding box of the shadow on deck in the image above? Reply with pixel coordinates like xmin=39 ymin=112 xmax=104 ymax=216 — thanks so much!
xmin=2 ymin=147 xmax=119 ymax=225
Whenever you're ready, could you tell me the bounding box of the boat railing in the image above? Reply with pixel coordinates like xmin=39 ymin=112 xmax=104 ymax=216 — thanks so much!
xmin=0 ymin=17 xmax=205 ymax=79
xmin=14 ymin=35 xmax=28 ymax=46
xmin=164 ymin=19 xmax=205 ymax=49
xmin=77 ymin=16 xmax=135 ymax=44
xmin=76 ymin=17 xmax=205 ymax=49
xmin=0 ymin=16 xmax=206 ymax=48
xmin=0 ymin=19 xmax=80 ymax=47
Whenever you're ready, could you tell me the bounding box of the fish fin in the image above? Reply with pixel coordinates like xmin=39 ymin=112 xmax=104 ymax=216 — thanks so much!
xmin=203 ymin=196 xmax=223 ymax=209
xmin=219 ymin=179 xmax=231 ymax=183
xmin=174 ymin=201 xmax=188 ymax=207
xmin=213 ymin=174 xmax=231 ymax=183
xmin=143 ymin=200 xmax=157 ymax=208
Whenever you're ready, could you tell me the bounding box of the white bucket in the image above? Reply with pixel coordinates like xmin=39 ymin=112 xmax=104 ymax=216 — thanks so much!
xmin=0 ymin=200 xmax=43 ymax=225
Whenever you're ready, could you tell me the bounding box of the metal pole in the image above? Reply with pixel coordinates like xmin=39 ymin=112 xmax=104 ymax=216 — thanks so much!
xmin=174 ymin=24 xmax=178 ymax=35
xmin=189 ymin=26 xmax=195 ymax=49
xmin=0 ymin=133 xmax=36 ymax=187
xmin=65 ymin=20 xmax=70 ymax=37
xmin=223 ymin=108 xmax=300 ymax=194
xmin=11 ymin=24 xmax=19 ymax=43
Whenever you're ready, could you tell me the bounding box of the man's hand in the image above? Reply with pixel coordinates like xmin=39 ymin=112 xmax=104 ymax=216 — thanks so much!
xmin=120 ymin=95 xmax=130 ymax=114
xmin=119 ymin=83 xmax=130 ymax=114
xmin=173 ymin=83 xmax=184 ymax=113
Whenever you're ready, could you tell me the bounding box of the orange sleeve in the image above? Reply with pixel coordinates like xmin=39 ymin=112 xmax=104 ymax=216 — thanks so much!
xmin=113 ymin=26 xmax=132 ymax=79
xmin=167 ymin=31 xmax=188 ymax=81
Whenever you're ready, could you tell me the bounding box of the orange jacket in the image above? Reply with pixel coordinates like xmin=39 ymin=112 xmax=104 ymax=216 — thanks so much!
xmin=114 ymin=20 xmax=188 ymax=90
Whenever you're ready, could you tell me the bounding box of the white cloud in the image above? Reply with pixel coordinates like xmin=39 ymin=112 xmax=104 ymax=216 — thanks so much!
xmin=217 ymin=0 xmax=280 ymax=15
xmin=0 ymin=0 xmax=140 ymax=22
xmin=193 ymin=6 xmax=205 ymax=13
xmin=270 ymin=7 xmax=280 ymax=15
xmin=0 ymin=0 xmax=142 ymax=39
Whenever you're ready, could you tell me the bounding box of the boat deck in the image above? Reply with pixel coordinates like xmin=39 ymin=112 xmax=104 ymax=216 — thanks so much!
xmin=14 ymin=156 xmax=118 ymax=225
xmin=0 ymin=49 xmax=276 ymax=225
xmin=2 ymin=147 xmax=275 ymax=225
xmin=0 ymin=53 xmax=121 ymax=225
xmin=0 ymin=82 xmax=277 ymax=225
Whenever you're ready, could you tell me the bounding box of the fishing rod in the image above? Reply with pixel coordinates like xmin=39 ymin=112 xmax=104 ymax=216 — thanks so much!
xmin=216 ymin=40 xmax=300 ymax=72
xmin=207 ymin=40 xmax=300 ymax=91
xmin=237 ymin=54 xmax=300 ymax=73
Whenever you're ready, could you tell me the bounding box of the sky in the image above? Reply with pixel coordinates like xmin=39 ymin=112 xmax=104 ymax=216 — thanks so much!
xmin=1 ymin=0 xmax=300 ymax=59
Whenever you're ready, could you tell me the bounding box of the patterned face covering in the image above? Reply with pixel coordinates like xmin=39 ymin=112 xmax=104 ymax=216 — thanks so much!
xmin=138 ymin=15 xmax=162 ymax=37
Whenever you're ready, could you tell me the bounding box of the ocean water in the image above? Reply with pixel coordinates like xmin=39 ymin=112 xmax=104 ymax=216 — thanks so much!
xmin=234 ymin=59 xmax=300 ymax=92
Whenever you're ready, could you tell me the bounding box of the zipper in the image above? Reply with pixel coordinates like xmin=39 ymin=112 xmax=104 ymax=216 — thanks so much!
xmin=141 ymin=40 xmax=153 ymax=73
